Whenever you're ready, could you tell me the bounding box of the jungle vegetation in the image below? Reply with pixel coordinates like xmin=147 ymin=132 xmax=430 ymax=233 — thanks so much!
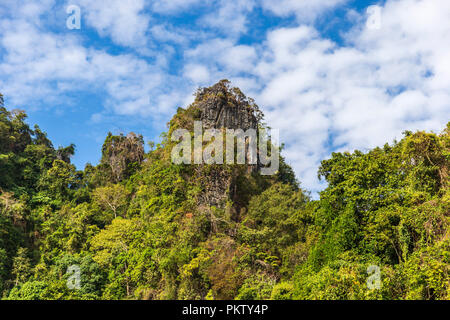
xmin=0 ymin=86 xmax=448 ymax=300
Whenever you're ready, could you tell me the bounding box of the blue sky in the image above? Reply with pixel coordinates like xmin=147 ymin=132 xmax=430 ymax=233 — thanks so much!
xmin=0 ymin=0 xmax=449 ymax=195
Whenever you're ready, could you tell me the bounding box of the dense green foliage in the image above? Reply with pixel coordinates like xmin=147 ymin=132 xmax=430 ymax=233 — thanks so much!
xmin=0 ymin=88 xmax=448 ymax=300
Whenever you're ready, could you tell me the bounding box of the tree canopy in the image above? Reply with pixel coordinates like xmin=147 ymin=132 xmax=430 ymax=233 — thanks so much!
xmin=0 ymin=88 xmax=448 ymax=300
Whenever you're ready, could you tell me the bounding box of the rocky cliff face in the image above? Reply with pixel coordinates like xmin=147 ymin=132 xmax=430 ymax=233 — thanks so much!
xmin=189 ymin=80 xmax=264 ymax=216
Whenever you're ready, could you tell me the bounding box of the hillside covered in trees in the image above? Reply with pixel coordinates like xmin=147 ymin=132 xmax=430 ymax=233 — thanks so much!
xmin=0 ymin=82 xmax=449 ymax=300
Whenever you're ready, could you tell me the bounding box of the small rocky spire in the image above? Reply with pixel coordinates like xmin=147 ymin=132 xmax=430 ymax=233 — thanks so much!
xmin=194 ymin=79 xmax=263 ymax=130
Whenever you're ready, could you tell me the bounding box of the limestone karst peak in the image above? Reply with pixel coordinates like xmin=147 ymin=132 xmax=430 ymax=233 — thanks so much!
xmin=192 ymin=79 xmax=263 ymax=131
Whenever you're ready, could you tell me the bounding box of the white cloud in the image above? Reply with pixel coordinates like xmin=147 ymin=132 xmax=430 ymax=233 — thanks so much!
xmin=184 ymin=64 xmax=211 ymax=84
xmin=221 ymin=45 xmax=257 ymax=72
xmin=77 ymin=0 xmax=150 ymax=47
xmin=180 ymin=0 xmax=450 ymax=193
xmin=0 ymin=0 xmax=449 ymax=195
xmin=0 ymin=3 xmax=180 ymax=122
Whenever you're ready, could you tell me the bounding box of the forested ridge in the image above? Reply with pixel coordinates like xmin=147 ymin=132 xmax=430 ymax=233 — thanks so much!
xmin=0 ymin=83 xmax=449 ymax=300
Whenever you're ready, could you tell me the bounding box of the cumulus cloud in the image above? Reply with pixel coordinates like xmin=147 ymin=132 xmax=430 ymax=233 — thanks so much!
xmin=200 ymin=0 xmax=256 ymax=36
